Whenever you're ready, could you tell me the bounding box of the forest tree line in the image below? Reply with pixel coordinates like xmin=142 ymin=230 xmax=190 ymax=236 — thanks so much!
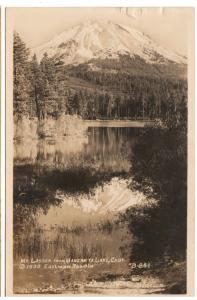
xmin=14 ymin=32 xmax=187 ymax=123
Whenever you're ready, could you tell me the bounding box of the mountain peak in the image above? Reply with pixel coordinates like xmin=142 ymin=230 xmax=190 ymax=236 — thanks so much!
xmin=33 ymin=20 xmax=187 ymax=65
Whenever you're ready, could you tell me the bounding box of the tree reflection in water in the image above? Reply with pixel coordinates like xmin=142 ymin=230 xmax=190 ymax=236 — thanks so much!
xmin=14 ymin=127 xmax=140 ymax=261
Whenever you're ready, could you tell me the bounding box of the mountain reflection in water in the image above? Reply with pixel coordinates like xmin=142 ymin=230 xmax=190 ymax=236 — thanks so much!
xmin=14 ymin=127 xmax=142 ymax=264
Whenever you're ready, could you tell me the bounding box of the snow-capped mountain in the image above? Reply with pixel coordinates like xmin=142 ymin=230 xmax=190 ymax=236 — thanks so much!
xmin=33 ymin=20 xmax=186 ymax=65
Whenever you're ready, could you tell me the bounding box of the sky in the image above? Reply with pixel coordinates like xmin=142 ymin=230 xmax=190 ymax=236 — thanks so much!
xmin=7 ymin=7 xmax=194 ymax=56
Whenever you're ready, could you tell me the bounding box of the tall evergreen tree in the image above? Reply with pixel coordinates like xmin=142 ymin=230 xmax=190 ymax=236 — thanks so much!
xmin=29 ymin=54 xmax=45 ymax=119
xmin=13 ymin=32 xmax=30 ymax=119
xmin=40 ymin=52 xmax=58 ymax=117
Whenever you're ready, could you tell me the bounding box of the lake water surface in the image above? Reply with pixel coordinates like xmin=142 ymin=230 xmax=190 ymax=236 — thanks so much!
xmin=14 ymin=126 xmax=163 ymax=294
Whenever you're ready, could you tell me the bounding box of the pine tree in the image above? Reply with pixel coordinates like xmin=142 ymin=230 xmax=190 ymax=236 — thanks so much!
xmin=40 ymin=52 xmax=58 ymax=117
xmin=13 ymin=32 xmax=30 ymax=119
xmin=29 ymin=54 xmax=45 ymax=119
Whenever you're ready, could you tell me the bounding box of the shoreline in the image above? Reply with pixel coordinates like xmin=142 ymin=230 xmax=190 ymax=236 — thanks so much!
xmin=14 ymin=116 xmax=160 ymax=140
xmin=84 ymin=119 xmax=157 ymax=128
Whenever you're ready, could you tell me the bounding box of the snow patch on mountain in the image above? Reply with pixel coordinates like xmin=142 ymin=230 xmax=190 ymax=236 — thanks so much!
xmin=33 ymin=20 xmax=186 ymax=65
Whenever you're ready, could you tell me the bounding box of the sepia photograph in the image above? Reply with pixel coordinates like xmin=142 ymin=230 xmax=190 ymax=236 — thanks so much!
xmin=6 ymin=6 xmax=195 ymax=295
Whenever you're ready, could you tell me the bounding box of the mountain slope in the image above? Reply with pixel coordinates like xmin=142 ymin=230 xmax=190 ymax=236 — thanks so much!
xmin=33 ymin=20 xmax=186 ymax=66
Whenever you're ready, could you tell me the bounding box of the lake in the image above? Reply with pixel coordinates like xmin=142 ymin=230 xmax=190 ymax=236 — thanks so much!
xmin=13 ymin=125 xmax=164 ymax=294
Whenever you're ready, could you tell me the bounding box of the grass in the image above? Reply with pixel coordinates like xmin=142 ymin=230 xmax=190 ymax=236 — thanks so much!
xmin=14 ymin=220 xmax=130 ymax=261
